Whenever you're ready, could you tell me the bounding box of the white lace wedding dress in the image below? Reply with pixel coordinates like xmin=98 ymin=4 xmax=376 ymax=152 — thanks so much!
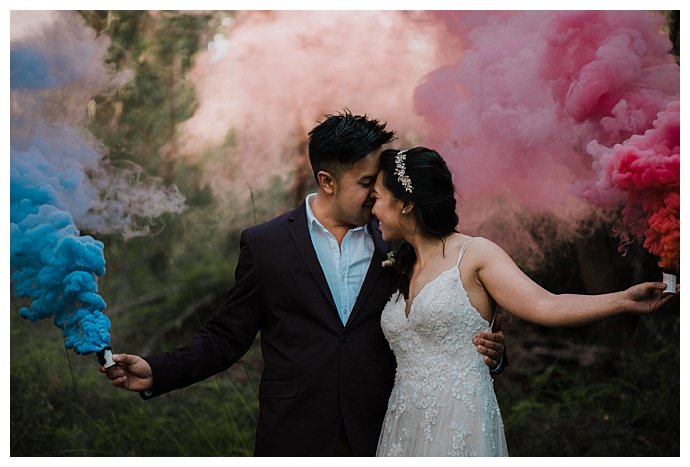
xmin=376 ymin=238 xmax=509 ymax=456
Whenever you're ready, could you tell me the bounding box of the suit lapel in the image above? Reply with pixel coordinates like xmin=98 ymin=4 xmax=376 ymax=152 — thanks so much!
xmin=288 ymin=204 xmax=391 ymax=329
xmin=287 ymin=202 xmax=339 ymax=316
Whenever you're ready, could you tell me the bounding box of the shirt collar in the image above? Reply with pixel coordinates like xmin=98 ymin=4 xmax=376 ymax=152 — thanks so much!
xmin=305 ymin=193 xmax=371 ymax=236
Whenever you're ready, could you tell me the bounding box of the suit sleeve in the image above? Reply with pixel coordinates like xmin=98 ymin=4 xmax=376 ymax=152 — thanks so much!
xmin=142 ymin=229 xmax=264 ymax=398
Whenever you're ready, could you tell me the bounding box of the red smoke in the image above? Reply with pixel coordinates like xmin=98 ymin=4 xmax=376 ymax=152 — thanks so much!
xmin=588 ymin=102 xmax=680 ymax=270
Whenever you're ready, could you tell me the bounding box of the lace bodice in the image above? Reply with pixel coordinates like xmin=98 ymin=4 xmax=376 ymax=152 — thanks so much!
xmin=376 ymin=238 xmax=508 ymax=456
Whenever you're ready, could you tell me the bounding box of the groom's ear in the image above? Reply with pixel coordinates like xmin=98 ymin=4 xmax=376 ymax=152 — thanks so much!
xmin=316 ymin=170 xmax=336 ymax=195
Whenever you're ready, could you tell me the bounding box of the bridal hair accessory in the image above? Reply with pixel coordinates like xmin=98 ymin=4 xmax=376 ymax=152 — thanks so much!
xmin=394 ymin=149 xmax=413 ymax=193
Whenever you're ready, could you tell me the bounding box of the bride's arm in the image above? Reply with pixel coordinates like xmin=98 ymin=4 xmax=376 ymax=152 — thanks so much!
xmin=471 ymin=238 xmax=674 ymax=327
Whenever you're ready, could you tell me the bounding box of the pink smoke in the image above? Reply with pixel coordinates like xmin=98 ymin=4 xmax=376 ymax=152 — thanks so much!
xmin=169 ymin=11 xmax=678 ymax=268
xmin=166 ymin=11 xmax=458 ymax=217
xmin=414 ymin=10 xmax=679 ymax=267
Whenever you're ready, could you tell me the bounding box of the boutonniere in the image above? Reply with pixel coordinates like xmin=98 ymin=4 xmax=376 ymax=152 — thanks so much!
xmin=382 ymin=250 xmax=396 ymax=268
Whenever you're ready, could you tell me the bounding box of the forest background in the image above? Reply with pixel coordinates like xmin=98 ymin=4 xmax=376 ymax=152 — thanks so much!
xmin=10 ymin=10 xmax=680 ymax=456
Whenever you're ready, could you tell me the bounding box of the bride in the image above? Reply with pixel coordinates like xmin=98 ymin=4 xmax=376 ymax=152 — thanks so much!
xmin=370 ymin=147 xmax=677 ymax=456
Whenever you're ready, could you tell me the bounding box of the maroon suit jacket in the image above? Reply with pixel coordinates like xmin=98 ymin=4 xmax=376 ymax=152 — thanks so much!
xmin=143 ymin=202 xmax=397 ymax=455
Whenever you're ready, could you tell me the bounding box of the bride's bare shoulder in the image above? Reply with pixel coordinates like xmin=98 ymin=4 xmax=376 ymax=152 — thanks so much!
xmin=457 ymin=234 xmax=500 ymax=250
xmin=462 ymin=236 xmax=512 ymax=264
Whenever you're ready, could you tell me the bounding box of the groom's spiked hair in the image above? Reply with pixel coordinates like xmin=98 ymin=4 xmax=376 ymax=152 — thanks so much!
xmin=308 ymin=110 xmax=396 ymax=180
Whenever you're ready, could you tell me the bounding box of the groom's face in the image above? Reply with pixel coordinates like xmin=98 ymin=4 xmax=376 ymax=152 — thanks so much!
xmin=331 ymin=150 xmax=380 ymax=228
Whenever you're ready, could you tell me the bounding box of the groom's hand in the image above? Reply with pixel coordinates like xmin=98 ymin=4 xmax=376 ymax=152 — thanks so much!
xmin=100 ymin=353 xmax=153 ymax=392
xmin=472 ymin=313 xmax=505 ymax=368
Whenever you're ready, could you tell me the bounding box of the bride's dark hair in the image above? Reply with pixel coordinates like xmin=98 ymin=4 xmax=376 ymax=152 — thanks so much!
xmin=378 ymin=147 xmax=459 ymax=298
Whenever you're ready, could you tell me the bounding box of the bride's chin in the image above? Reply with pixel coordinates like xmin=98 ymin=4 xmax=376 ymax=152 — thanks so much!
xmin=381 ymin=230 xmax=398 ymax=242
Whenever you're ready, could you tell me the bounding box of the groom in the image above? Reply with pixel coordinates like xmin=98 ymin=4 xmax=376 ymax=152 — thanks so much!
xmin=102 ymin=111 xmax=506 ymax=456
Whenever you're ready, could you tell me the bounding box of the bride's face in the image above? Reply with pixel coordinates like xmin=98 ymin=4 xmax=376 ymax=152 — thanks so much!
xmin=371 ymin=172 xmax=408 ymax=241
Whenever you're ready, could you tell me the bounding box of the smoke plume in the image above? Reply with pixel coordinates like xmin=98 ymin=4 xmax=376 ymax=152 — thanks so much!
xmin=166 ymin=10 xmax=679 ymax=269
xmin=10 ymin=11 xmax=186 ymax=354
xmin=414 ymin=10 xmax=679 ymax=267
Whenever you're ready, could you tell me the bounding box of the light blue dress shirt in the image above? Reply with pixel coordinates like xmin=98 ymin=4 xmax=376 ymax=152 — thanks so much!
xmin=305 ymin=193 xmax=375 ymax=325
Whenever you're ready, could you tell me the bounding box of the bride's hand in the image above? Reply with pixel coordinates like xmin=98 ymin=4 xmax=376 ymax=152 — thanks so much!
xmin=623 ymin=282 xmax=677 ymax=314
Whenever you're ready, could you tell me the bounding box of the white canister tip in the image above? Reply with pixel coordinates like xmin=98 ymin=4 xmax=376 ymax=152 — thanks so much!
xmin=662 ymin=272 xmax=677 ymax=294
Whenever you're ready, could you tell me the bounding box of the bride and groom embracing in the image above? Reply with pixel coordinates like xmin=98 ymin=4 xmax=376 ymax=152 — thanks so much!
xmin=102 ymin=111 xmax=675 ymax=456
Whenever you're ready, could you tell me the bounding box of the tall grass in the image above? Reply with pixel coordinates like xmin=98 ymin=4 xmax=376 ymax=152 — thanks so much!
xmin=11 ymin=305 xmax=678 ymax=456
xmin=10 ymin=314 xmax=260 ymax=456
xmin=11 ymin=259 xmax=679 ymax=457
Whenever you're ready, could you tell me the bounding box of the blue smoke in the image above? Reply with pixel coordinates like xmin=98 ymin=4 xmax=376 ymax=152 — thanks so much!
xmin=10 ymin=45 xmax=65 ymax=89
xmin=11 ymin=154 xmax=111 ymax=354
xmin=10 ymin=202 xmax=110 ymax=354
xmin=11 ymin=12 xmax=185 ymax=356
xmin=11 ymin=134 xmax=111 ymax=354
xmin=10 ymin=38 xmax=110 ymax=355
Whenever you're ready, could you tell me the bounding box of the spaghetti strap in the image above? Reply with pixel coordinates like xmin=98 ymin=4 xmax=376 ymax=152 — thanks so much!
xmin=455 ymin=237 xmax=476 ymax=267
xmin=456 ymin=237 xmax=495 ymax=329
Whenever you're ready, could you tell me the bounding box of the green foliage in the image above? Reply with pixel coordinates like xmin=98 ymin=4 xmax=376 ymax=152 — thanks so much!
xmin=73 ymin=10 xmax=246 ymax=352
xmin=498 ymin=308 xmax=680 ymax=456
xmin=80 ymin=11 xmax=212 ymax=173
